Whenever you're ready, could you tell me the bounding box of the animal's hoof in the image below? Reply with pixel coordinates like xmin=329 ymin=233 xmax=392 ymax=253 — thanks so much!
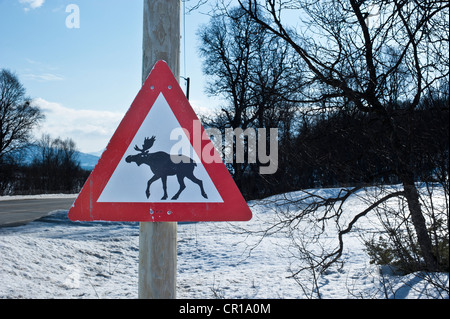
xmin=171 ymin=195 xmax=179 ymax=200
xmin=145 ymin=191 xmax=150 ymax=199
xmin=202 ymin=192 xmax=208 ymax=199
xmin=161 ymin=195 xmax=167 ymax=200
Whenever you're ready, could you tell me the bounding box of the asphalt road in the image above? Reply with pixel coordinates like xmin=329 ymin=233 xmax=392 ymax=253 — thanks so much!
xmin=0 ymin=197 xmax=76 ymax=227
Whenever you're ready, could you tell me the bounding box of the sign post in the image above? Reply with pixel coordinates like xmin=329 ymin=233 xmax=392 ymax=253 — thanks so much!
xmin=68 ymin=1 xmax=252 ymax=299
xmin=139 ymin=0 xmax=179 ymax=299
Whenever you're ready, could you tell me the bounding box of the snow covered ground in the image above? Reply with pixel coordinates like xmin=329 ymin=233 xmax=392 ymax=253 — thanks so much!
xmin=0 ymin=187 xmax=448 ymax=299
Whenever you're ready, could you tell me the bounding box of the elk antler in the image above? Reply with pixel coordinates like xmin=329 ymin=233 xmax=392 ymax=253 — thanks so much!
xmin=134 ymin=136 xmax=156 ymax=153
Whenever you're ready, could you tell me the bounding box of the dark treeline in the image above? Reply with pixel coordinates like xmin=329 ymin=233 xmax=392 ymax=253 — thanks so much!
xmin=238 ymin=96 xmax=449 ymax=200
xmin=0 ymin=135 xmax=90 ymax=195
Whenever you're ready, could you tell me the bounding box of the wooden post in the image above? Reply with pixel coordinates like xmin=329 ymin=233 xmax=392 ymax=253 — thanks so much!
xmin=139 ymin=0 xmax=180 ymax=299
xmin=142 ymin=0 xmax=180 ymax=83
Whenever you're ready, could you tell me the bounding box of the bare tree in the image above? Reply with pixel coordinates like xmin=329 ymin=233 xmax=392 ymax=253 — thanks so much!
xmin=33 ymin=134 xmax=81 ymax=192
xmin=198 ymin=5 xmax=302 ymax=196
xmin=0 ymin=69 xmax=44 ymax=163
xmin=236 ymin=0 xmax=449 ymax=274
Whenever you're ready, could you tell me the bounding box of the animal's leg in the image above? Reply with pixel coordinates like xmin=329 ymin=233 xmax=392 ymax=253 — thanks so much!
xmin=161 ymin=175 xmax=168 ymax=200
xmin=146 ymin=175 xmax=159 ymax=199
xmin=186 ymin=172 xmax=208 ymax=199
xmin=171 ymin=175 xmax=186 ymax=200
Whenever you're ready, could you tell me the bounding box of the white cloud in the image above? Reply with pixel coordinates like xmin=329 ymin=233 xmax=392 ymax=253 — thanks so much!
xmin=32 ymin=98 xmax=124 ymax=153
xmin=23 ymin=73 xmax=64 ymax=82
xmin=31 ymin=98 xmax=221 ymax=154
xmin=19 ymin=0 xmax=45 ymax=11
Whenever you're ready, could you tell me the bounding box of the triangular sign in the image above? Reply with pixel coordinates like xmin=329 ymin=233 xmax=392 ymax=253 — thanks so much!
xmin=69 ymin=60 xmax=252 ymax=222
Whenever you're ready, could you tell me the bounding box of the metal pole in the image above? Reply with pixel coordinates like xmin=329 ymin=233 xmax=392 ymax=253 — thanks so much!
xmin=139 ymin=0 xmax=180 ymax=299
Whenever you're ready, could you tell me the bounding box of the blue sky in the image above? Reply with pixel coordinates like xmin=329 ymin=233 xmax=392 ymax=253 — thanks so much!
xmin=0 ymin=0 xmax=215 ymax=153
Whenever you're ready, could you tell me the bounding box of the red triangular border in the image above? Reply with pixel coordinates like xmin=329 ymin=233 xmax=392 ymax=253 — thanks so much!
xmin=68 ymin=61 xmax=252 ymax=222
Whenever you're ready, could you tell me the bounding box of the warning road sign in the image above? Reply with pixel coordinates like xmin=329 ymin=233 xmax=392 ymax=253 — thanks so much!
xmin=68 ymin=60 xmax=252 ymax=222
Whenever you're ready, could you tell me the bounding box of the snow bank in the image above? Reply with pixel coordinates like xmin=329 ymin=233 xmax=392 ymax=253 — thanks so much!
xmin=0 ymin=187 xmax=448 ymax=299
xmin=0 ymin=194 xmax=78 ymax=201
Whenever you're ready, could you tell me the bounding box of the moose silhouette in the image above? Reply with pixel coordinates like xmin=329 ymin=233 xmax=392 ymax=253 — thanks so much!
xmin=125 ymin=136 xmax=208 ymax=200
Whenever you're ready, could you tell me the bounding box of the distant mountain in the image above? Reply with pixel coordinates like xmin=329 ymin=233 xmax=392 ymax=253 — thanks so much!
xmin=87 ymin=149 xmax=105 ymax=158
xmin=76 ymin=152 xmax=100 ymax=170
xmin=12 ymin=144 xmax=100 ymax=171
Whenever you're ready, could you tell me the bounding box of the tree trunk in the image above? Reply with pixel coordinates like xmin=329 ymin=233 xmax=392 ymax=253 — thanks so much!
xmin=402 ymin=174 xmax=438 ymax=271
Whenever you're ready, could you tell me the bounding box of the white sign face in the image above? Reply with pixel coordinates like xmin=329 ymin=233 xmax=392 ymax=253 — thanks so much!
xmin=97 ymin=93 xmax=223 ymax=203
